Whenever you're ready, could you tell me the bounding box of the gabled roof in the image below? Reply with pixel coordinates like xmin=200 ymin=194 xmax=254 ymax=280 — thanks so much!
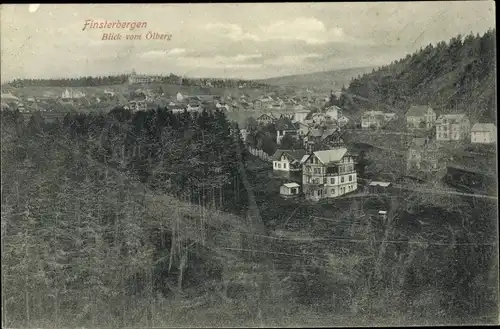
xmin=369 ymin=181 xmax=391 ymax=187
xmin=325 ymin=105 xmax=341 ymax=112
xmin=275 ymin=117 xmax=297 ymax=130
xmin=362 ymin=110 xmax=385 ymax=118
xmin=321 ymin=128 xmax=342 ymax=141
xmin=271 ymin=149 xmax=307 ymax=162
xmin=436 ymin=113 xmax=467 ymax=124
xmin=308 ymin=148 xmax=348 ymax=165
xmin=407 ymin=105 xmax=433 ymax=117
xmin=471 ymin=123 xmax=496 ymax=132
xmin=283 ymin=182 xmax=300 ymax=188
xmin=257 ymin=113 xmax=277 ymax=120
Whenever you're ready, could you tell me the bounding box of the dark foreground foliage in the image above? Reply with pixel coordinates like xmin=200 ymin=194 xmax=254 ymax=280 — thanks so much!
xmin=1 ymin=109 xmax=498 ymax=327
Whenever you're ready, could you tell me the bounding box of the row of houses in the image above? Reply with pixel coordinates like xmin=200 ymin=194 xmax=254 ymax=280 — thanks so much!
xmin=360 ymin=105 xmax=496 ymax=144
xmin=267 ymin=102 xmax=357 ymax=201
xmin=406 ymin=105 xmax=496 ymax=144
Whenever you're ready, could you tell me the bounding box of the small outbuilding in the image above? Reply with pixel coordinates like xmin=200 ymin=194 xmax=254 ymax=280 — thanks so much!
xmin=367 ymin=181 xmax=392 ymax=194
xmin=280 ymin=182 xmax=300 ymax=197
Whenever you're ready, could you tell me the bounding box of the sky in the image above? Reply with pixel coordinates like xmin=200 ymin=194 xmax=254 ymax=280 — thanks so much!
xmin=0 ymin=2 xmax=495 ymax=82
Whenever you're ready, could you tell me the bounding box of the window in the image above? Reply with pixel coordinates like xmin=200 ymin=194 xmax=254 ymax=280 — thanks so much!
xmin=278 ymin=163 xmax=281 ymax=168
xmin=331 ymin=189 xmax=335 ymax=195
xmin=274 ymin=162 xmax=277 ymax=168
xmin=330 ymin=177 xmax=335 ymax=184
xmin=323 ymin=178 xmax=327 ymax=184
xmin=284 ymin=163 xmax=287 ymax=169
xmin=349 ymin=175 xmax=352 ymax=182
xmin=341 ymin=177 xmax=344 ymax=183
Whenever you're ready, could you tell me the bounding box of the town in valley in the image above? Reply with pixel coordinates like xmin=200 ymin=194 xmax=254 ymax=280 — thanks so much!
xmin=1 ymin=3 xmax=497 ymax=328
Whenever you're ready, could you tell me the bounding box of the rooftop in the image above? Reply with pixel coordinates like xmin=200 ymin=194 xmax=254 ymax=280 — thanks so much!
xmin=471 ymin=123 xmax=496 ymax=132
xmin=275 ymin=117 xmax=297 ymax=130
xmin=313 ymin=148 xmax=348 ymax=165
xmin=283 ymin=182 xmax=300 ymax=188
xmin=271 ymin=149 xmax=307 ymax=162
xmin=407 ymin=105 xmax=432 ymax=117
xmin=369 ymin=181 xmax=392 ymax=187
xmin=436 ymin=113 xmax=467 ymax=123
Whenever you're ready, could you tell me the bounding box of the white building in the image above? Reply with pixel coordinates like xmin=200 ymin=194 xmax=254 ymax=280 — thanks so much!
xmin=280 ymin=182 xmax=301 ymax=197
xmin=271 ymin=149 xmax=307 ymax=172
xmin=301 ymin=148 xmax=357 ymax=201
xmin=435 ymin=114 xmax=470 ymax=141
xmin=104 ymin=89 xmax=115 ymax=97
xmin=216 ymin=102 xmax=230 ymax=111
xmin=471 ymin=123 xmax=496 ymax=144
xmin=293 ymin=111 xmax=309 ymax=123
xmin=337 ymin=115 xmax=349 ymax=127
xmin=62 ymin=88 xmax=85 ymax=99
xmin=361 ymin=110 xmax=386 ymax=129
xmin=406 ymin=105 xmax=436 ymax=129
xmin=187 ymin=102 xmax=202 ymax=112
xmin=129 ymin=100 xmax=147 ymax=112
xmin=128 ymin=69 xmax=154 ymax=84
xmin=176 ymin=92 xmax=184 ymax=102
xmin=325 ymin=105 xmax=340 ymax=121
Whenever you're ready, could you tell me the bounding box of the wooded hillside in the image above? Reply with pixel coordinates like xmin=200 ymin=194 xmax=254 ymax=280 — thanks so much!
xmin=338 ymin=29 xmax=496 ymax=122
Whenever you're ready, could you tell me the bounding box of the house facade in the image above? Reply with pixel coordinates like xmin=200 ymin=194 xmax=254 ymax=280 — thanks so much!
xmin=406 ymin=105 xmax=436 ymax=129
xmin=470 ymin=123 xmax=496 ymax=144
xmin=187 ymin=102 xmax=203 ymax=112
xmin=337 ymin=115 xmax=349 ymax=127
xmin=256 ymin=113 xmax=277 ymax=125
xmin=435 ymin=114 xmax=470 ymax=141
xmin=275 ymin=118 xmax=299 ymax=144
xmin=128 ymin=69 xmax=154 ymax=84
xmin=296 ymin=122 xmax=311 ymax=137
xmin=361 ymin=110 xmax=386 ymax=129
xmin=61 ymin=88 xmax=85 ymax=99
xmin=169 ymin=104 xmax=187 ymax=113
xmin=129 ymin=99 xmax=147 ymax=112
xmin=406 ymin=137 xmax=443 ymax=173
xmin=303 ymin=127 xmax=345 ymax=153
xmin=293 ymin=111 xmax=309 ymax=123
xmin=279 ymin=112 xmax=295 ymax=120
xmin=272 ymin=149 xmax=307 ymax=172
xmin=280 ymin=183 xmax=300 ymax=198
xmin=253 ymin=99 xmax=262 ymax=110
xmin=301 ymin=148 xmax=357 ymax=201
xmin=325 ymin=105 xmax=340 ymax=121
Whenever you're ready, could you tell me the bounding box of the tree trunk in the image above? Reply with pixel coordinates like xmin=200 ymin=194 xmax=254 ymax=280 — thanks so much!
xmin=25 ymin=230 xmax=30 ymax=328
xmin=54 ymin=289 xmax=59 ymax=328
xmin=147 ymin=263 xmax=153 ymax=328
xmin=176 ymin=252 xmax=187 ymax=300
xmin=212 ymin=186 xmax=216 ymax=209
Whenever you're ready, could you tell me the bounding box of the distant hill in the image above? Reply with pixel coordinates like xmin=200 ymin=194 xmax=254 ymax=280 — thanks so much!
xmin=337 ymin=29 xmax=496 ymax=123
xmin=258 ymin=67 xmax=376 ymax=92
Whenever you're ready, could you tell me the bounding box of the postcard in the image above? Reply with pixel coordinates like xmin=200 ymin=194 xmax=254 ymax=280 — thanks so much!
xmin=1 ymin=2 xmax=498 ymax=328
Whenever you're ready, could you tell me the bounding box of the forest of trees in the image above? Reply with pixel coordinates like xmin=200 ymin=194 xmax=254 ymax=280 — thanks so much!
xmin=1 ymin=69 xmax=498 ymax=327
xmin=337 ymin=29 xmax=496 ymax=122
xmin=5 ymin=74 xmax=268 ymax=89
